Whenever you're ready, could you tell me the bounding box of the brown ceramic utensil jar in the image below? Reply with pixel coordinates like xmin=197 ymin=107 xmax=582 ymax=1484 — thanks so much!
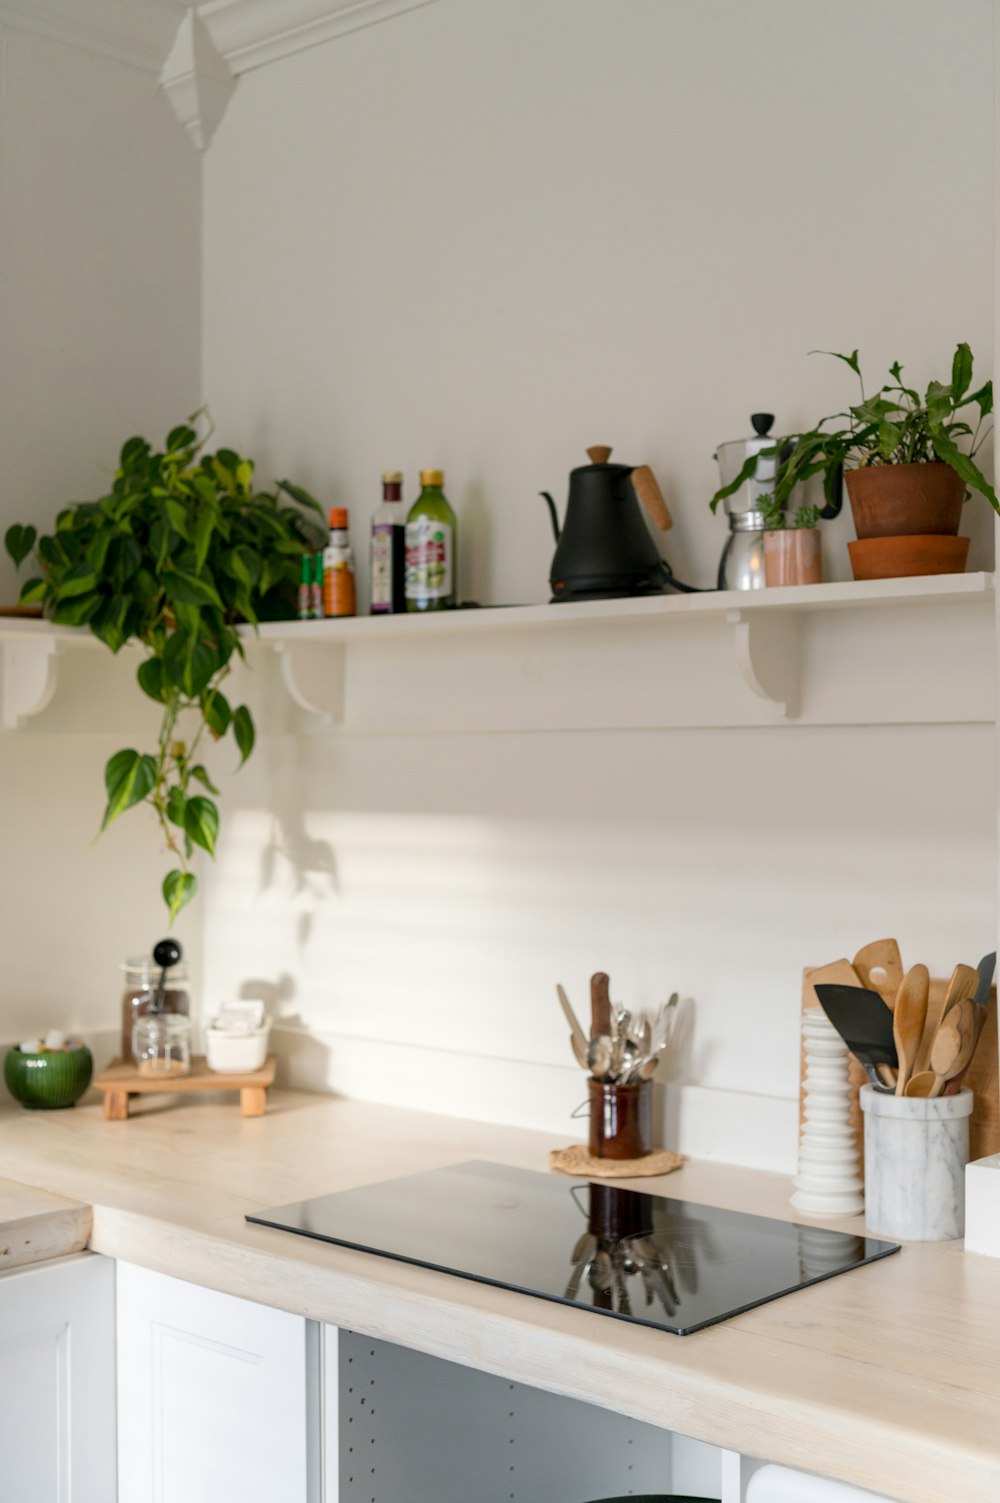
xmin=588 ymin=1079 xmax=652 ymax=1159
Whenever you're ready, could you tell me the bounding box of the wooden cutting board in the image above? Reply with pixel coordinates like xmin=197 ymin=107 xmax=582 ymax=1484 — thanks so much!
xmin=800 ymin=967 xmax=999 ymax=1170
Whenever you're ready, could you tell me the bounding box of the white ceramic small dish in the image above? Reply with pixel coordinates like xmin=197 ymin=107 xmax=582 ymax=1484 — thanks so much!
xmin=205 ymin=1021 xmax=270 ymax=1074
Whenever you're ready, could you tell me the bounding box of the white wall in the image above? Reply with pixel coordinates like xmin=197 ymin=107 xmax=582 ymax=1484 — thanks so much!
xmin=203 ymin=0 xmax=996 ymax=600
xmin=0 ymin=16 xmax=202 ymax=1060
xmin=198 ymin=0 xmax=998 ymax=1169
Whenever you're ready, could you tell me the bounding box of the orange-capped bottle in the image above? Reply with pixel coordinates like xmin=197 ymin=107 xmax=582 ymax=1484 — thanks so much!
xmin=322 ymin=506 xmax=356 ymax=618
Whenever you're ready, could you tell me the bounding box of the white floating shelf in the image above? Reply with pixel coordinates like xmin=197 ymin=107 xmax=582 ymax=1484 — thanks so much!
xmin=255 ymin=569 xmax=996 ymax=642
xmin=1 ymin=572 xmax=993 ymax=733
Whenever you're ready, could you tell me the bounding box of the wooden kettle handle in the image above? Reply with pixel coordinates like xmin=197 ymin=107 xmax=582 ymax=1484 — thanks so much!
xmin=632 ymin=465 xmax=672 ymax=531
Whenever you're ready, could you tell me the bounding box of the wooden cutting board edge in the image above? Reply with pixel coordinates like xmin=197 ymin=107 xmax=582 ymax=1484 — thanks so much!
xmin=800 ymin=967 xmax=1000 ymax=1173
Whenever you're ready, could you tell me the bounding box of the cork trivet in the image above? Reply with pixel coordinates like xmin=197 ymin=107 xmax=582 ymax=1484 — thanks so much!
xmin=550 ymin=1145 xmax=682 ymax=1178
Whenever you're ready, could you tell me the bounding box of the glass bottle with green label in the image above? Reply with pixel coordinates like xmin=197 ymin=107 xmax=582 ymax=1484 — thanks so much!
xmin=405 ymin=468 xmax=456 ymax=612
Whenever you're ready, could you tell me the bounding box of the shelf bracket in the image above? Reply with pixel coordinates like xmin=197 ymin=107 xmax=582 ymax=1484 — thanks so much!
xmin=726 ymin=609 xmax=800 ymax=718
xmin=0 ymin=638 xmax=61 ymax=729
xmin=271 ymin=641 xmax=344 ymax=725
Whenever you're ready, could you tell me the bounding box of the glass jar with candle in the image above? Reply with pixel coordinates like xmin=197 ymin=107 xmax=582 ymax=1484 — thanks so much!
xmin=133 ymin=1014 xmax=192 ymax=1080
xmin=120 ymin=955 xmax=190 ymax=1062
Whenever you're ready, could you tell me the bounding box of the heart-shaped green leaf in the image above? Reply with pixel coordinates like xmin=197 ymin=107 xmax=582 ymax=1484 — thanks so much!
xmin=102 ymin=749 xmax=156 ymax=831
xmin=233 ymin=705 xmax=255 ymax=767
xmin=163 ymin=869 xmax=197 ymax=923
xmin=202 ymin=688 xmax=232 ymax=737
xmin=5 ymin=524 xmax=37 ymax=569
xmin=185 ymin=795 xmax=219 ymax=857
xmin=190 ymin=763 xmax=221 ymax=795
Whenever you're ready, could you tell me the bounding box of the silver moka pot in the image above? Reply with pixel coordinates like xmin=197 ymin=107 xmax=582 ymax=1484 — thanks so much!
xmin=714 ymin=413 xmax=778 ymax=591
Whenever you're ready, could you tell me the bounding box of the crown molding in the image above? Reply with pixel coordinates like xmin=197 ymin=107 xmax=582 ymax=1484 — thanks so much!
xmin=198 ymin=0 xmax=441 ymax=76
xmin=0 ymin=0 xmax=184 ymax=74
xmin=160 ymin=8 xmax=236 ymax=150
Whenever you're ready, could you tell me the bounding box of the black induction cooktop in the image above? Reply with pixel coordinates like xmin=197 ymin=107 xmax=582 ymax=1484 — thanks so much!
xmin=247 ymin=1160 xmax=899 ymax=1336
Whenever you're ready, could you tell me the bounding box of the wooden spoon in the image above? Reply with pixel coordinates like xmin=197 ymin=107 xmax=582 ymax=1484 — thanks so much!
xmin=913 ymin=962 xmax=978 ymax=1077
xmin=853 ymin=939 xmax=903 ymax=1011
xmin=906 ymin=999 xmax=978 ymax=1097
xmin=892 ymin=964 xmax=929 ymax=1095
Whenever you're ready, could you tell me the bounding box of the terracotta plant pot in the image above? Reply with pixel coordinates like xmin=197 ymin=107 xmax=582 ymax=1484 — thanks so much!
xmin=845 ymin=463 xmax=965 ymax=539
xmin=763 ymin=528 xmax=822 ymax=587
xmin=847 ymin=535 xmax=969 ymax=580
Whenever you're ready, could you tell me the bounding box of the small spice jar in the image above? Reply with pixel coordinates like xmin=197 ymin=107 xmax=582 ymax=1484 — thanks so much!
xmin=588 ymin=1079 xmax=653 ymax=1160
xmin=120 ymin=955 xmax=190 ymax=1062
xmin=133 ymin=1014 xmax=192 ymax=1080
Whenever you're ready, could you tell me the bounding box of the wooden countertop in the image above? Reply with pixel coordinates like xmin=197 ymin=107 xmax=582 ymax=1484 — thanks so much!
xmin=0 ymin=1175 xmax=90 ymax=1271
xmin=0 ymin=1090 xmax=996 ymax=1503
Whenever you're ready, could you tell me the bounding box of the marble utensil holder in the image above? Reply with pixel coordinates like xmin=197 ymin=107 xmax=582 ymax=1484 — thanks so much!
xmin=860 ymin=1084 xmax=973 ymax=1241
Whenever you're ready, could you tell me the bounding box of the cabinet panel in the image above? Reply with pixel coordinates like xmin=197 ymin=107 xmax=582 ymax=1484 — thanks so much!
xmin=333 ymin=1328 xmax=686 ymax=1503
xmin=747 ymin=1465 xmax=892 ymax=1503
xmin=0 ymin=1253 xmax=116 ymax=1503
xmin=117 ymin=1262 xmax=315 ymax=1503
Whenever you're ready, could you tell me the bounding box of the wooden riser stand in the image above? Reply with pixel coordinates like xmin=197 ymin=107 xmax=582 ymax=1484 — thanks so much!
xmin=94 ymin=1055 xmax=276 ymax=1120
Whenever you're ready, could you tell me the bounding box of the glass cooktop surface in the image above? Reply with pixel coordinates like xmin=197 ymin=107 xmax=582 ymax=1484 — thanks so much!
xmin=247 ymin=1159 xmax=899 ymax=1336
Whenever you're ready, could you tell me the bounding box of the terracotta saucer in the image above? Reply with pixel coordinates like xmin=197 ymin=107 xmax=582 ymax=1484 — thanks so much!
xmin=847 ymin=535 xmax=969 ymax=580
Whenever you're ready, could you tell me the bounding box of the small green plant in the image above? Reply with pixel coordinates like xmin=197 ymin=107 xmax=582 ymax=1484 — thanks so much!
xmin=710 ymin=343 xmax=997 ymax=518
xmin=758 ymin=493 xmax=822 ymax=532
xmin=5 ymin=417 xmax=324 ymax=922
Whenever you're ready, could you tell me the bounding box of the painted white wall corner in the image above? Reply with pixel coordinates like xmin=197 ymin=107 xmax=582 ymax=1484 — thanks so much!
xmin=161 ymin=8 xmax=236 ymax=151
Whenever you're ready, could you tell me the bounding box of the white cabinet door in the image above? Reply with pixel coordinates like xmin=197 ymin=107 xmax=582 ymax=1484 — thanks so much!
xmin=117 ymin=1262 xmax=317 ymax=1503
xmin=0 ymin=1252 xmax=116 ymax=1503
xmin=747 ymin=1465 xmax=892 ymax=1503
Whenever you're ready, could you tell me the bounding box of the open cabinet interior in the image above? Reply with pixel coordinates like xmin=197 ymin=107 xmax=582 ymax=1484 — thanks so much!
xmin=335 ymin=1329 xmax=722 ymax=1503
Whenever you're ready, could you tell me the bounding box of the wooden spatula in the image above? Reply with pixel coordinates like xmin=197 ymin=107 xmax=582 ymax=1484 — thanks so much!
xmin=893 ymin=964 xmax=929 ymax=1095
xmin=853 ymin=939 xmax=904 ymax=1011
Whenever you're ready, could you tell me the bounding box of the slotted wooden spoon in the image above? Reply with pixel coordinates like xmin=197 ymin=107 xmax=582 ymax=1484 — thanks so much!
xmin=853 ymin=939 xmax=904 ymax=1011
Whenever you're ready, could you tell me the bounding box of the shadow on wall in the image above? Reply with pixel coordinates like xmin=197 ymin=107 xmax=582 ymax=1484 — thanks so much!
xmin=269 ymin=1024 xmax=336 ymax=1095
xmin=256 ymin=737 xmax=337 ymax=951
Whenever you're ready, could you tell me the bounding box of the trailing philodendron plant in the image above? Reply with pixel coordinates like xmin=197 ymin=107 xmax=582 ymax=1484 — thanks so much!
xmin=710 ymin=343 xmax=997 ymax=518
xmin=5 ymin=417 xmax=324 ymax=922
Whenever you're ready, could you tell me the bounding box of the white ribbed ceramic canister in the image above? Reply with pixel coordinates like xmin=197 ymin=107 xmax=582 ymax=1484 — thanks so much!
xmin=860 ymin=1084 xmax=973 ymax=1241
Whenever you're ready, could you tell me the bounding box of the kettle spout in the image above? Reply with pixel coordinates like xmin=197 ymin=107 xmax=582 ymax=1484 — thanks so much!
xmin=540 ymin=491 xmax=561 ymax=541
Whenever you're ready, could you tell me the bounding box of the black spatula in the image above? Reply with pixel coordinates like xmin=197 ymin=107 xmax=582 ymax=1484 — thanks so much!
xmin=814 ymin=983 xmax=898 ymax=1094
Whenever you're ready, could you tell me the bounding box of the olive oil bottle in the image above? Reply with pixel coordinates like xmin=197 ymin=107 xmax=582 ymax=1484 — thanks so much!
xmin=405 ymin=469 xmax=456 ymax=612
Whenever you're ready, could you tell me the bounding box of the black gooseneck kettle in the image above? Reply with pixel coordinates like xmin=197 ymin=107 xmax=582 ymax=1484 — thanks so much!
xmin=541 ymin=446 xmax=702 ymax=602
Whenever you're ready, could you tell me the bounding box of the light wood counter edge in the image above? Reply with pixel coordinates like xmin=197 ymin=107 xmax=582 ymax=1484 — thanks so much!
xmin=0 ymin=1177 xmax=91 ymax=1272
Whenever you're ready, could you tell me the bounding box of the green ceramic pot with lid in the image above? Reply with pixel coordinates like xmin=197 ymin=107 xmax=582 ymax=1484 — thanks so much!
xmin=4 ymin=1044 xmax=93 ymax=1109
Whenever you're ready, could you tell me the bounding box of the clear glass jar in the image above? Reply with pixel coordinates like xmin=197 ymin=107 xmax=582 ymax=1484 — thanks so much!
xmin=133 ymin=1014 xmax=192 ymax=1080
xmin=120 ymin=956 xmax=190 ymax=1062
